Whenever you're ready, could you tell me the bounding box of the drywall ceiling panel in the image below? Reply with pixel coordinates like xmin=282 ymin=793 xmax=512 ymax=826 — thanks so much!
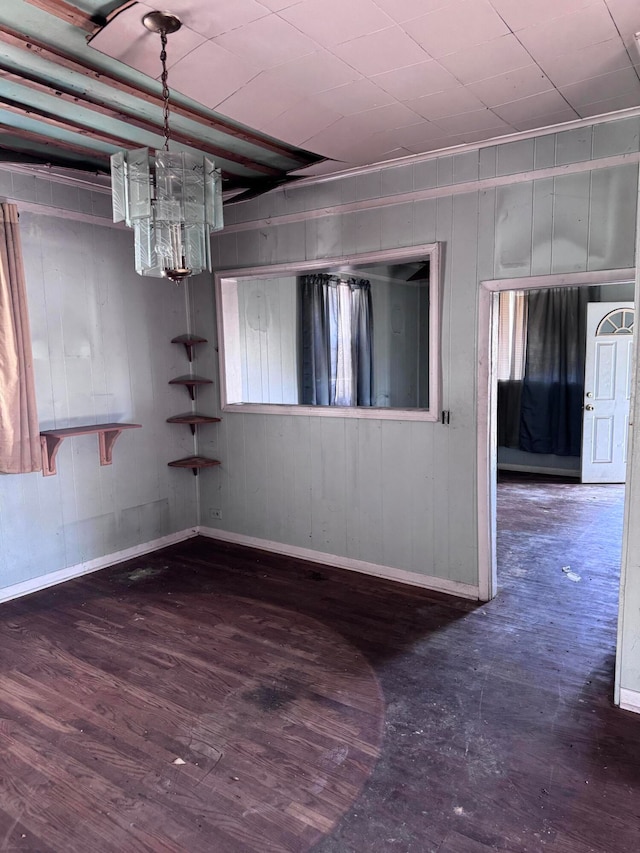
xmin=407 ymin=86 xmax=489 ymax=120
xmin=433 ymin=108 xmax=509 ymax=135
xmin=560 ymin=67 xmax=640 ymax=108
xmin=216 ymin=72 xmax=303 ymax=128
xmin=467 ymin=65 xmax=554 ymax=107
xmin=438 ymin=34 xmax=535 ymax=83
xmin=404 ymin=0 xmax=510 ymax=58
xmin=261 ymin=99 xmax=344 ymax=147
xmin=279 ymin=0 xmax=395 ymax=46
xmin=212 ymin=15 xmax=318 ymax=70
xmin=373 ymin=0 xmax=457 ymax=24
xmin=516 ymin=4 xmax=621 ymax=59
xmin=167 ymin=42 xmax=260 ymax=109
xmin=581 ymin=92 xmax=640 ymax=117
xmin=260 ymin=51 xmax=361 ymax=95
xmin=493 ymin=90 xmax=580 ymax=128
xmin=333 ymin=26 xmax=431 ymax=76
xmin=489 ymin=0 xmax=595 ymax=31
xmin=314 ymin=80 xmax=396 ymax=115
xmin=532 ymin=39 xmax=632 ymax=88
xmin=373 ymin=61 xmax=460 ymax=101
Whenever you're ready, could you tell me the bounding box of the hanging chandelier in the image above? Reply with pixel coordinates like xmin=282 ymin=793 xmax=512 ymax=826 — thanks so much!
xmin=110 ymin=10 xmax=223 ymax=284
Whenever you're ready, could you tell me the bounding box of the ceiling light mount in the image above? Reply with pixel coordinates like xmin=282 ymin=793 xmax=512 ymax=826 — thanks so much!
xmin=142 ymin=11 xmax=182 ymax=36
xmin=110 ymin=10 xmax=223 ymax=284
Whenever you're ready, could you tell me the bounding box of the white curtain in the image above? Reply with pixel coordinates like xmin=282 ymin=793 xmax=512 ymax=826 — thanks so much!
xmin=497 ymin=290 xmax=527 ymax=381
xmin=300 ymin=274 xmax=373 ymax=407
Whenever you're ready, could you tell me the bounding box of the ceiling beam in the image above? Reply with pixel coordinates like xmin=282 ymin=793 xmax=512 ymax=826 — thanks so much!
xmin=0 ymin=121 xmax=110 ymax=163
xmin=0 ymin=24 xmax=316 ymax=168
xmin=19 ymin=0 xmax=98 ymax=34
xmin=0 ymin=64 xmax=283 ymax=178
xmin=0 ymin=95 xmax=140 ymax=150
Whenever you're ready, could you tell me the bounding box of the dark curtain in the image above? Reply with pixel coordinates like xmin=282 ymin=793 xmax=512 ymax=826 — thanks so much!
xmin=497 ymin=380 xmax=523 ymax=448
xmin=519 ymin=287 xmax=589 ymax=456
xmin=300 ymin=274 xmax=373 ymax=406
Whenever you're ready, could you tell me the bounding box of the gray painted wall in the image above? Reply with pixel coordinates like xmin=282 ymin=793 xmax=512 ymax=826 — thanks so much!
xmin=0 ymin=169 xmax=197 ymax=591
xmin=195 ymin=117 xmax=640 ymax=693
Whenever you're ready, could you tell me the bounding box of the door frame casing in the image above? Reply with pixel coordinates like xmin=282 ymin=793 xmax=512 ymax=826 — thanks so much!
xmin=477 ymin=267 xmax=635 ymax=603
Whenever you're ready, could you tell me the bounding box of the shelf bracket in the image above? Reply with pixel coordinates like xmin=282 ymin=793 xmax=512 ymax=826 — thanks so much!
xmin=171 ymin=334 xmax=208 ymax=363
xmin=39 ymin=423 xmax=141 ymax=477
xmin=99 ymin=428 xmax=124 ymax=466
xmin=40 ymin=433 xmax=63 ymax=477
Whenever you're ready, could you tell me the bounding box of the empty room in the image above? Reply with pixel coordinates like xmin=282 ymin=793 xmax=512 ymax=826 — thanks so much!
xmin=1 ymin=1 xmax=640 ymax=851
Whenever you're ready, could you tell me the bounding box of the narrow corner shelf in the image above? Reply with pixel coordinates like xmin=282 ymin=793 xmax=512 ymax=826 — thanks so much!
xmin=168 ymin=375 xmax=212 ymax=401
xmin=39 ymin=422 xmax=141 ymax=477
xmin=166 ymin=413 xmax=221 ymax=436
xmin=168 ymin=455 xmax=221 ymax=476
xmin=171 ymin=334 xmax=208 ymax=362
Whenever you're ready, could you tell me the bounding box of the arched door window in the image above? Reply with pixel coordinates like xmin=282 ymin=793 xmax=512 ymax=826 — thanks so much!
xmin=596 ymin=308 xmax=634 ymax=336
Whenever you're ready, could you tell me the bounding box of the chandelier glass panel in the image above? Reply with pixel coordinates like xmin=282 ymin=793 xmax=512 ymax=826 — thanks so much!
xmin=110 ymin=12 xmax=224 ymax=283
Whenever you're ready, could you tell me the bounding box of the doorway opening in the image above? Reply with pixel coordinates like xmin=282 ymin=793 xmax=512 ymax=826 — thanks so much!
xmin=477 ymin=267 xmax=636 ymax=603
xmin=495 ymin=284 xmax=634 ymax=485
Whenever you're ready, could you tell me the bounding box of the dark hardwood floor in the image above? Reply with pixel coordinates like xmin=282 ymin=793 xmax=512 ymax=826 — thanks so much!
xmin=0 ymin=473 xmax=638 ymax=852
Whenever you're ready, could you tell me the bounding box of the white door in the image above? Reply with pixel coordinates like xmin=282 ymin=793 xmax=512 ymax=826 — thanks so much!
xmin=581 ymin=302 xmax=634 ymax=483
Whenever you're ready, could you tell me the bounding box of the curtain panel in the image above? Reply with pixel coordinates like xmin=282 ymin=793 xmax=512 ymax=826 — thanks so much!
xmin=519 ymin=287 xmax=589 ymax=457
xmin=0 ymin=203 xmax=41 ymax=473
xmin=299 ymin=274 xmax=373 ymax=407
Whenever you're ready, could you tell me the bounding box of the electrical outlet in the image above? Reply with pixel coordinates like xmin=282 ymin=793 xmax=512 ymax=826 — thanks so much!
xmin=210 ymin=508 xmax=222 ymax=520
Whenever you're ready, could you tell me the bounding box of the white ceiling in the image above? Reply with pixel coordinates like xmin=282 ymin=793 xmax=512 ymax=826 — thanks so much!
xmin=89 ymin=0 xmax=640 ymax=175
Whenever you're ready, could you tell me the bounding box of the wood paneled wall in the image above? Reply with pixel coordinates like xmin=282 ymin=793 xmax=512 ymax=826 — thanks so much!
xmin=0 ymin=168 xmax=198 ymax=591
xmin=196 ymin=118 xmax=640 ymax=592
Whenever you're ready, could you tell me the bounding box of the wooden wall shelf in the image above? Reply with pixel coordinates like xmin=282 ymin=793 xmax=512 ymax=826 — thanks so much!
xmin=39 ymin=423 xmax=141 ymax=477
xmin=171 ymin=334 xmax=208 ymax=362
xmin=166 ymin=413 xmax=221 ymax=436
xmin=168 ymin=456 xmax=221 ymax=476
xmin=168 ymin=336 xmax=219 ymax=473
xmin=168 ymin=375 xmax=212 ymax=401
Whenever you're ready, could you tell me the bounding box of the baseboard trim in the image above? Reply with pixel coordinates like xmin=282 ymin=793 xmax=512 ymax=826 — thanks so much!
xmin=619 ymin=688 xmax=640 ymax=714
xmin=197 ymin=526 xmax=479 ymax=600
xmin=0 ymin=528 xmax=198 ymax=605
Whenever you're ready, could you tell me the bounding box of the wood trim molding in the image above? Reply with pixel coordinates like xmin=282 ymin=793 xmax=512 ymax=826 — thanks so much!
xmin=614 ymin=172 xmax=640 ymax=706
xmin=197 ymin=526 xmax=480 ymax=600
xmin=12 ymin=201 xmax=124 ymax=229
xmin=482 ymin=268 xmax=637 ymax=291
xmin=226 ymin=151 xmax=640 ymax=232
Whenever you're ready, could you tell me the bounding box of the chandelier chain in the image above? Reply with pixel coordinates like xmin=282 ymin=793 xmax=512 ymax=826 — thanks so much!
xmin=160 ymin=30 xmax=171 ymax=151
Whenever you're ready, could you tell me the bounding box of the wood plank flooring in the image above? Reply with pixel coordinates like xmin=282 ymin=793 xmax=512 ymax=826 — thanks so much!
xmin=0 ymin=473 xmax=639 ymax=851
